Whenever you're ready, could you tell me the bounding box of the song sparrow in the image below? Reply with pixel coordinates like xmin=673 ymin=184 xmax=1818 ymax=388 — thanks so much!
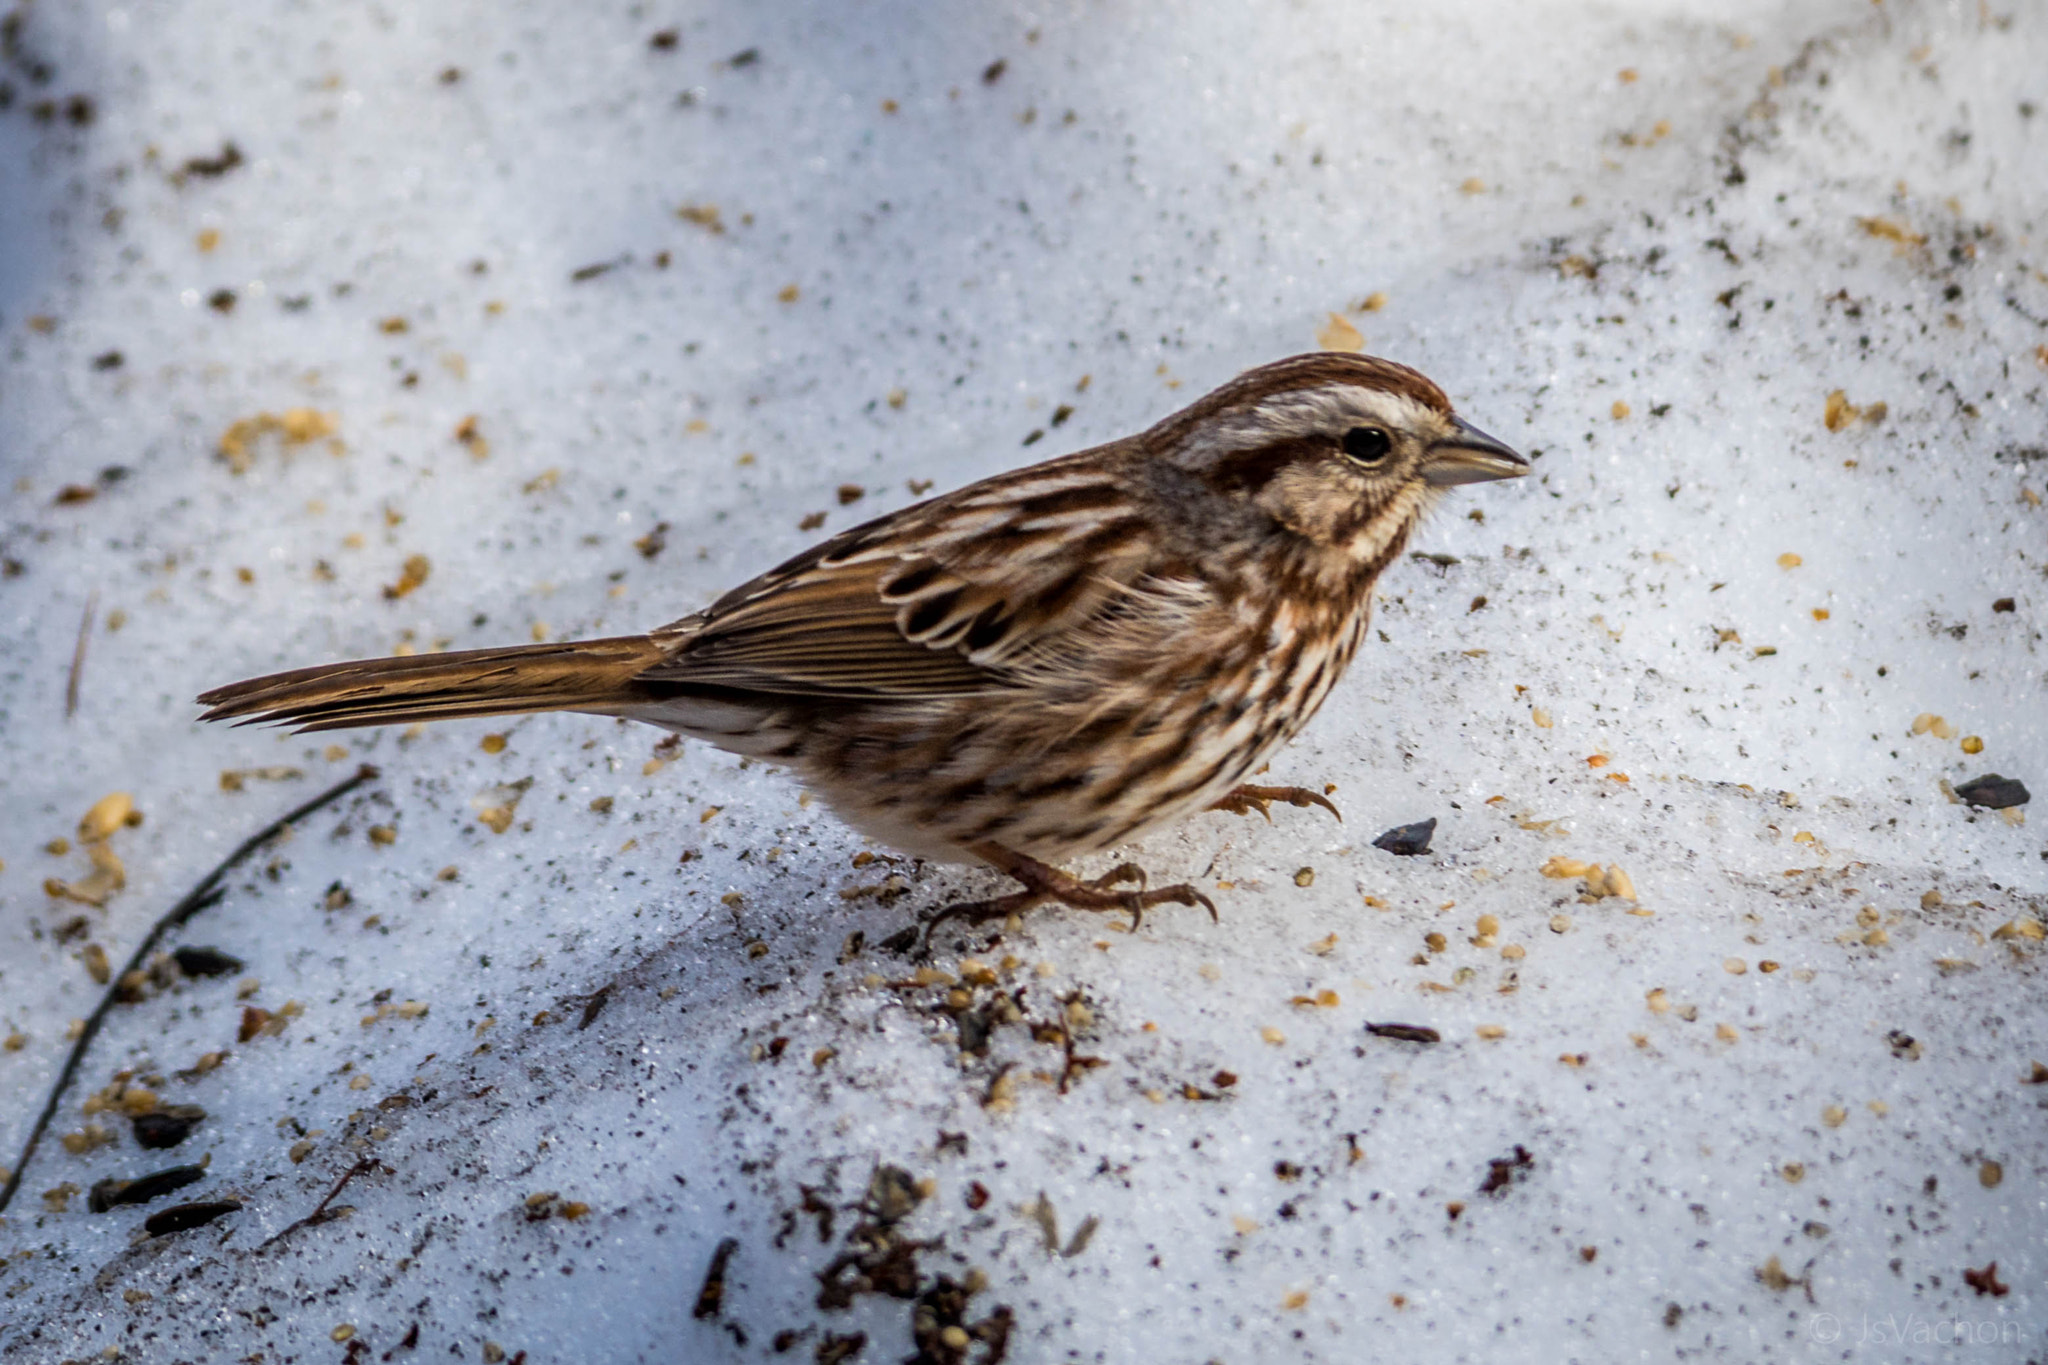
xmin=200 ymin=353 xmax=1527 ymax=931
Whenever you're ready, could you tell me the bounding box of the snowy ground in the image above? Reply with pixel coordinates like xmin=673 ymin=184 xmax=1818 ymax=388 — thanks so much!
xmin=2 ymin=0 xmax=2044 ymax=1361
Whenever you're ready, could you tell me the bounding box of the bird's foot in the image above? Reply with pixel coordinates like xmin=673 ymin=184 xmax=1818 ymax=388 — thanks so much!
xmin=1208 ymin=783 xmax=1342 ymax=823
xmin=921 ymin=844 xmax=1214 ymax=946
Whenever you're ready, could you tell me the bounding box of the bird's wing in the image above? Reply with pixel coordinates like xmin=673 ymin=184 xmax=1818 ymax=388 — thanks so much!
xmin=639 ymin=454 xmax=1165 ymax=701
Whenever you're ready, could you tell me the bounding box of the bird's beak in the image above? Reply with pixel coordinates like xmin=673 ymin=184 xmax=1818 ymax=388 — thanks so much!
xmin=1422 ymin=417 xmax=1530 ymax=486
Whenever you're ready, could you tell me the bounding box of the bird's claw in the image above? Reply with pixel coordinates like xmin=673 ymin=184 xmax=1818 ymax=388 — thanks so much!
xmin=1209 ymin=784 xmax=1342 ymax=824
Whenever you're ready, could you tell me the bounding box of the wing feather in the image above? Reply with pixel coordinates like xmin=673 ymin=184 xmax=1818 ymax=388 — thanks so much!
xmin=637 ymin=453 xmax=1161 ymax=702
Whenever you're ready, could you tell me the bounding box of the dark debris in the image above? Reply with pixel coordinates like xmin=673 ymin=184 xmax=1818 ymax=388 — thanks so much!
xmin=91 ymin=1164 xmax=207 ymax=1212
xmin=1372 ymin=818 xmax=1436 ymax=856
xmin=143 ymin=1199 xmax=240 ymax=1236
xmin=1479 ymin=1144 xmax=1535 ymax=1196
xmin=1955 ymin=774 xmax=2029 ymax=809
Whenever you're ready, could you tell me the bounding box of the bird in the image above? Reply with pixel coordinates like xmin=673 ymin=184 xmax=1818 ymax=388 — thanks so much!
xmin=199 ymin=352 xmax=1528 ymax=933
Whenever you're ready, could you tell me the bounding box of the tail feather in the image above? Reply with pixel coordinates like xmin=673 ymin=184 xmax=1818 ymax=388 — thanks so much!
xmin=197 ymin=636 xmax=669 ymax=733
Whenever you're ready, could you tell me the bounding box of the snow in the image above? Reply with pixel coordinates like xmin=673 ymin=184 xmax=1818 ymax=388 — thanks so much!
xmin=2 ymin=0 xmax=2043 ymax=1360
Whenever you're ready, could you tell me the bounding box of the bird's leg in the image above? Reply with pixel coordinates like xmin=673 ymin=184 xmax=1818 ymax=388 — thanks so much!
xmin=922 ymin=843 xmax=1214 ymax=944
xmin=1209 ymin=784 xmax=1342 ymax=823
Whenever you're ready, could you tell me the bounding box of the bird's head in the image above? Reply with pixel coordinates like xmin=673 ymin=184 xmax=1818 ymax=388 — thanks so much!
xmin=1154 ymin=352 xmax=1528 ymax=565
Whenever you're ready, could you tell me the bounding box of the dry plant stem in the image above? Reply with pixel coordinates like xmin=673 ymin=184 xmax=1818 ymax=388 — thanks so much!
xmin=923 ymin=842 xmax=1217 ymax=944
xmin=0 ymin=764 xmax=380 ymax=1215
xmin=65 ymin=591 xmax=97 ymax=719
xmin=261 ymin=1154 xmax=384 ymax=1248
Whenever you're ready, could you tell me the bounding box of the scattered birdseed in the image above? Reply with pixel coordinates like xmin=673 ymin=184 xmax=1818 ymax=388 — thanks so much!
xmin=1821 ymin=1105 xmax=1846 ymax=1127
xmin=1960 ymin=736 xmax=1983 ymax=754
xmin=1316 ymin=313 xmax=1364 ymax=352
xmin=1549 ymin=915 xmax=1573 ymax=934
xmin=1823 ymin=389 xmax=1886 ymax=430
xmin=1364 ymin=1022 xmax=1439 ymax=1044
xmin=78 ymin=792 xmax=135 ymax=842
xmin=383 ymin=554 xmax=431 ymax=600
xmin=1260 ymin=1026 xmax=1286 ymax=1046
xmin=1531 ymin=707 xmax=1553 ymax=728
xmin=1475 ymin=1024 xmax=1506 ymax=1040
xmin=1723 ymin=958 xmax=1746 ymax=975
xmin=1979 ymin=1160 xmax=2003 ymax=1189
xmin=1293 ymin=867 xmax=1315 ymax=887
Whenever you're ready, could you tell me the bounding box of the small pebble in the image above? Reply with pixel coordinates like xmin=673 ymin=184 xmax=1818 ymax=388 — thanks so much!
xmin=1372 ymin=818 xmax=1436 ymax=856
xmin=173 ymin=945 xmax=244 ymax=978
xmin=1954 ymin=774 xmax=2029 ymax=809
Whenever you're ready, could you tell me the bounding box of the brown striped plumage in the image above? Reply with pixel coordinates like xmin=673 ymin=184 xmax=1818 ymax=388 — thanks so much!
xmin=199 ymin=353 xmax=1527 ymax=929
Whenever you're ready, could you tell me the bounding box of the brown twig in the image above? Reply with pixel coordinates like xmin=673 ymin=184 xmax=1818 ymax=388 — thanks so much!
xmin=0 ymin=764 xmax=380 ymax=1215
xmin=65 ymin=591 xmax=97 ymax=719
xmin=261 ymin=1155 xmax=386 ymax=1247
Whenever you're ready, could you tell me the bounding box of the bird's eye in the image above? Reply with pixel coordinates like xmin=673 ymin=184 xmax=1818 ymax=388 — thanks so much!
xmin=1341 ymin=426 xmax=1392 ymax=464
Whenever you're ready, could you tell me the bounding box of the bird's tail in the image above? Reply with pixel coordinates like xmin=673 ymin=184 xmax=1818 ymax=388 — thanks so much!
xmin=197 ymin=636 xmax=669 ymax=733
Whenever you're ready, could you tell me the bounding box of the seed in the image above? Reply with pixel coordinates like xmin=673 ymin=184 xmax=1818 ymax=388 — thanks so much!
xmin=1723 ymin=958 xmax=1746 ymax=975
xmin=79 ymin=792 xmax=135 ymax=842
xmin=1821 ymin=1105 xmax=1846 ymax=1128
xmin=1549 ymin=915 xmax=1572 ymax=934
xmin=1961 ymin=735 xmax=1983 ymax=754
